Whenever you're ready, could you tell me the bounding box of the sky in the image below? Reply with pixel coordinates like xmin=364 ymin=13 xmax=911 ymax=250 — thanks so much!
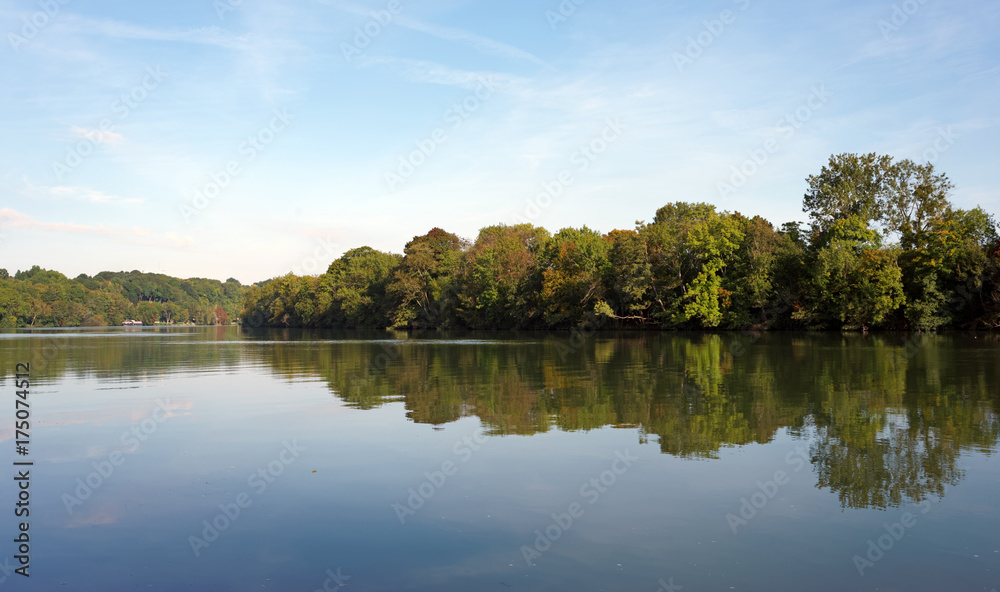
xmin=1 ymin=0 xmax=998 ymax=284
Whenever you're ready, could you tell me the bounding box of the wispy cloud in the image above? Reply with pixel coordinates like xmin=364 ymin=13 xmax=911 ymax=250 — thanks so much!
xmin=392 ymin=13 xmax=550 ymax=70
xmin=165 ymin=232 xmax=195 ymax=248
xmin=52 ymin=14 xmax=254 ymax=51
xmin=320 ymin=0 xmax=549 ymax=68
xmin=21 ymin=180 xmax=142 ymax=205
xmin=72 ymin=126 xmax=124 ymax=144
xmin=357 ymin=56 xmax=518 ymax=90
xmin=0 ymin=208 xmax=202 ymax=251
xmin=0 ymin=208 xmax=148 ymax=237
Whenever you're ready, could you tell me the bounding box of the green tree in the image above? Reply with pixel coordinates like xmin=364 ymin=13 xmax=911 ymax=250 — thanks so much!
xmin=540 ymin=226 xmax=610 ymax=327
xmin=797 ymin=217 xmax=905 ymax=330
xmin=320 ymin=247 xmax=401 ymax=328
xmin=803 ymin=152 xmax=894 ymax=236
xmin=678 ymin=213 xmax=743 ymax=327
xmin=388 ymin=228 xmax=467 ymax=329
xmin=640 ymin=203 xmax=742 ymax=328
xmin=0 ymin=282 xmax=30 ymax=327
xmin=457 ymin=224 xmax=550 ymax=329
xmin=722 ymin=214 xmax=797 ymax=329
xmin=596 ymin=229 xmax=652 ymax=325
xmin=882 ymin=159 xmax=953 ymax=244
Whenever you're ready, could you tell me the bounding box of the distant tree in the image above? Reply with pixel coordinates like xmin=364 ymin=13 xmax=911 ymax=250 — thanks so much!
xmin=796 ymin=217 xmax=904 ymax=331
xmin=803 ymin=153 xmax=894 ymax=236
xmin=388 ymin=228 xmax=467 ymax=328
xmin=0 ymin=282 xmax=29 ymax=327
xmin=679 ymin=213 xmax=744 ymax=327
xmin=320 ymin=247 xmax=401 ymax=328
xmin=136 ymin=302 xmax=160 ymax=326
xmin=539 ymin=226 xmax=610 ymax=327
xmin=900 ymin=206 xmax=998 ymax=329
xmin=882 ymin=160 xmax=953 ymax=244
xmin=596 ymin=229 xmax=652 ymax=326
xmin=722 ymin=214 xmax=795 ymax=329
xmin=640 ymin=202 xmax=742 ymax=328
xmin=457 ymin=224 xmax=549 ymax=329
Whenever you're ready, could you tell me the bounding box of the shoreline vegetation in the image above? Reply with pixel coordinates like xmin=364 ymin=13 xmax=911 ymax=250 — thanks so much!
xmin=3 ymin=153 xmax=998 ymax=332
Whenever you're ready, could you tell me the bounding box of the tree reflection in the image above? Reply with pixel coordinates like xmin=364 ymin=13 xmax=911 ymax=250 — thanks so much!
xmin=2 ymin=329 xmax=997 ymax=510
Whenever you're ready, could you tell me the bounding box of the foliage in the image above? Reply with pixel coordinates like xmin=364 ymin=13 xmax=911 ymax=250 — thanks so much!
xmin=456 ymin=224 xmax=550 ymax=329
xmin=388 ymin=228 xmax=467 ymax=329
xmin=0 ymin=267 xmax=245 ymax=327
xmin=540 ymin=226 xmax=610 ymax=327
xmin=4 ymin=153 xmax=997 ymax=332
xmin=597 ymin=229 xmax=653 ymax=326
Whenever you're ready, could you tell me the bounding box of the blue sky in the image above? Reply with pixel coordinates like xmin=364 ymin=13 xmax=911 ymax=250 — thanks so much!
xmin=1 ymin=0 xmax=997 ymax=283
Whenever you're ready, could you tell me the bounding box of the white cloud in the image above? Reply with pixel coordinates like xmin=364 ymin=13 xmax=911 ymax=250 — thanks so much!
xmin=357 ymin=56 xmax=520 ymax=91
xmin=320 ymin=0 xmax=549 ymax=68
xmin=53 ymin=15 xmax=254 ymax=51
xmin=72 ymin=126 xmax=124 ymax=144
xmin=165 ymin=232 xmax=195 ymax=248
xmin=0 ymin=208 xmax=147 ymax=237
xmin=21 ymin=180 xmax=143 ymax=205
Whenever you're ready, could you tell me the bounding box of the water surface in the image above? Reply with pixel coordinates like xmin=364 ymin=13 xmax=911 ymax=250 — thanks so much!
xmin=0 ymin=327 xmax=997 ymax=591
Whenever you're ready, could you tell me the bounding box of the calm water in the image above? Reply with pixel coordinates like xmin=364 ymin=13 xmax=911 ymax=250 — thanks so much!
xmin=0 ymin=327 xmax=998 ymax=591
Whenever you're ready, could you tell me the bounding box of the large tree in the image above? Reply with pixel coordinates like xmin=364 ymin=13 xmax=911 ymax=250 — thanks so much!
xmin=539 ymin=226 xmax=610 ymax=327
xmin=722 ymin=214 xmax=800 ymax=329
xmin=796 ymin=217 xmax=905 ymax=331
xmin=457 ymin=224 xmax=549 ymax=329
xmin=596 ymin=229 xmax=653 ymax=326
xmin=388 ymin=228 xmax=467 ymax=329
xmin=803 ymin=153 xmax=895 ymax=236
xmin=640 ymin=202 xmax=742 ymax=328
xmin=320 ymin=246 xmax=401 ymax=328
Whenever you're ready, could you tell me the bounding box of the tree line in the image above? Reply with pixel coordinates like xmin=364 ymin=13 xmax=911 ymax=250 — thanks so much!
xmin=242 ymin=153 xmax=1000 ymax=331
xmin=0 ymin=267 xmax=245 ymax=327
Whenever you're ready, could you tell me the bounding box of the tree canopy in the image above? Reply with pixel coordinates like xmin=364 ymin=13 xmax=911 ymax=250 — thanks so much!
xmin=4 ymin=153 xmax=997 ymax=331
xmin=0 ymin=267 xmax=245 ymax=327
